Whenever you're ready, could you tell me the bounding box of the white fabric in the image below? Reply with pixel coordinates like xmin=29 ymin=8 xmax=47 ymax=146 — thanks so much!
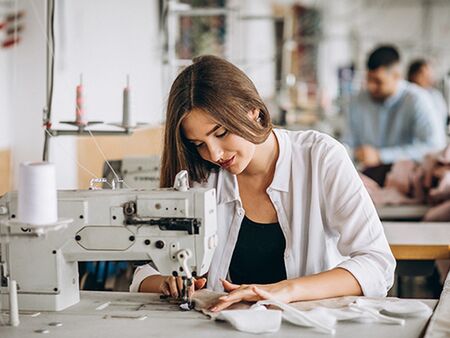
xmin=214 ymin=301 xmax=411 ymax=335
xmin=355 ymin=298 xmax=433 ymax=318
xmin=254 ymin=299 xmax=336 ymax=334
xmin=216 ymin=308 xmax=281 ymax=334
xmin=189 ymin=291 xmax=426 ymax=334
xmin=130 ymin=129 xmax=396 ymax=297
xmin=247 ymin=298 xmax=411 ymax=334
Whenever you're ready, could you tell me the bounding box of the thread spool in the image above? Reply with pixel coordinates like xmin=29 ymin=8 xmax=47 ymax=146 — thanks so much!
xmin=75 ymin=74 xmax=86 ymax=126
xmin=122 ymin=75 xmax=130 ymax=127
xmin=18 ymin=162 xmax=57 ymax=226
xmin=9 ymin=279 xmax=19 ymax=326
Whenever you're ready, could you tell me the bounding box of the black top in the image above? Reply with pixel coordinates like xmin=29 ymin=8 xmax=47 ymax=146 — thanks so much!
xmin=229 ymin=215 xmax=287 ymax=285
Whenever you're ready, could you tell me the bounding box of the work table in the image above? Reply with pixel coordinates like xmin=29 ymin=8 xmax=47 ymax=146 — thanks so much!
xmin=0 ymin=290 xmax=444 ymax=338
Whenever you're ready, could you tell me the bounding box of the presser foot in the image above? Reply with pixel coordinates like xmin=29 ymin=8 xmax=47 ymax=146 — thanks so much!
xmin=159 ymin=294 xmax=195 ymax=311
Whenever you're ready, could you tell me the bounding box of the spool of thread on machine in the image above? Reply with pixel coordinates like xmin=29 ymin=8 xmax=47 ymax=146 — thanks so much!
xmin=75 ymin=74 xmax=86 ymax=126
xmin=18 ymin=162 xmax=57 ymax=226
xmin=8 ymin=279 xmax=19 ymax=326
xmin=122 ymin=75 xmax=131 ymax=128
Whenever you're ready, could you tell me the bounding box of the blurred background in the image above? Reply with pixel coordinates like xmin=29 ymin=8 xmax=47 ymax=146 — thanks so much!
xmin=1 ymin=0 xmax=449 ymax=191
xmin=0 ymin=0 xmax=449 ymax=298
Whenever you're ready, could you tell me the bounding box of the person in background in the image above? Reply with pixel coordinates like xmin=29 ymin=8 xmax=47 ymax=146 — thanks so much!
xmin=408 ymin=59 xmax=448 ymax=128
xmin=344 ymin=45 xmax=445 ymax=170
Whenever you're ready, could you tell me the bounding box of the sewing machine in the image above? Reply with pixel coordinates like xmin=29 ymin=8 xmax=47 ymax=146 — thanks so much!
xmin=0 ymin=172 xmax=218 ymax=312
xmin=102 ymin=155 xmax=161 ymax=189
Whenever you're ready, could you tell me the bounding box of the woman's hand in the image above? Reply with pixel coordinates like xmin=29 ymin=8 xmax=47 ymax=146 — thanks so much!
xmin=209 ymin=279 xmax=293 ymax=312
xmin=160 ymin=276 xmax=207 ymax=298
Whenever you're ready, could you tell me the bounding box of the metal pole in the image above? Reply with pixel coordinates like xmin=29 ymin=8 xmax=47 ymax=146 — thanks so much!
xmin=42 ymin=0 xmax=54 ymax=161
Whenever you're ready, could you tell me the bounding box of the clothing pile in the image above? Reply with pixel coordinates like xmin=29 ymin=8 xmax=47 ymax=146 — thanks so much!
xmin=361 ymin=145 xmax=450 ymax=221
xmin=192 ymin=289 xmax=432 ymax=334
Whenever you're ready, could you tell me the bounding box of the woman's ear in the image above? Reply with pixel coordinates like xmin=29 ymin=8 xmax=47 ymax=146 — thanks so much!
xmin=247 ymin=109 xmax=260 ymax=121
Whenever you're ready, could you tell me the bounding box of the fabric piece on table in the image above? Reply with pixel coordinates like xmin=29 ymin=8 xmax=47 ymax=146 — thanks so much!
xmin=192 ymin=291 xmax=360 ymax=315
xmin=257 ymin=298 xmax=405 ymax=328
xmin=254 ymin=299 xmax=336 ymax=334
xmin=437 ymin=145 xmax=450 ymax=164
xmin=192 ymin=289 xmax=251 ymax=317
xmin=192 ymin=290 xmax=431 ymax=334
xmin=360 ymin=173 xmax=419 ymax=206
xmin=385 ymin=160 xmax=416 ymax=195
xmin=216 ymin=308 xmax=282 ymax=334
xmin=429 ymin=171 xmax=450 ymax=204
xmin=355 ymin=298 xmax=433 ymax=318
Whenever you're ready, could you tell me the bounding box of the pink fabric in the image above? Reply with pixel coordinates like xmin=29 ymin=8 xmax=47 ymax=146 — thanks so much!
xmin=385 ymin=160 xmax=416 ymax=195
xmin=360 ymin=166 xmax=423 ymax=206
xmin=423 ymin=200 xmax=450 ymax=221
xmin=437 ymin=145 xmax=450 ymax=164
xmin=429 ymin=171 xmax=450 ymax=203
xmin=359 ymin=145 xmax=450 ymax=221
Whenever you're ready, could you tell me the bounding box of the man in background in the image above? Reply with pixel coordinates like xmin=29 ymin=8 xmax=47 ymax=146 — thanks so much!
xmin=408 ymin=59 xmax=448 ymax=128
xmin=344 ymin=45 xmax=445 ymax=169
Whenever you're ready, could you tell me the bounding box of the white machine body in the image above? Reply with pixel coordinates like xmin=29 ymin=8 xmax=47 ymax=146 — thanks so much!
xmin=0 ymin=187 xmax=218 ymax=311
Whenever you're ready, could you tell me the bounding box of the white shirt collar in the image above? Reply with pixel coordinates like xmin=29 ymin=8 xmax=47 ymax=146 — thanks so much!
xmin=269 ymin=129 xmax=291 ymax=193
xmin=215 ymin=128 xmax=291 ymax=204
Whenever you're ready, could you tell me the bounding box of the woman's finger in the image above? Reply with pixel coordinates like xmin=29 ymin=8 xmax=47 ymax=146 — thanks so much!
xmin=167 ymin=277 xmax=179 ymax=298
xmin=160 ymin=281 xmax=171 ymax=296
xmin=252 ymin=286 xmax=273 ymax=300
xmin=176 ymin=277 xmax=184 ymax=294
xmin=220 ymin=279 xmax=240 ymax=292
xmin=219 ymin=287 xmax=256 ymax=303
xmin=209 ymin=298 xmax=240 ymax=312
xmin=194 ymin=277 xmax=207 ymax=290
xmin=188 ymin=283 xmax=195 ymax=298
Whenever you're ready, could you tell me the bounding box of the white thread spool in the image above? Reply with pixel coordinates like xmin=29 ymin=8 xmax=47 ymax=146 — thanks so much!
xmin=18 ymin=162 xmax=57 ymax=226
xmin=9 ymin=279 xmax=19 ymax=326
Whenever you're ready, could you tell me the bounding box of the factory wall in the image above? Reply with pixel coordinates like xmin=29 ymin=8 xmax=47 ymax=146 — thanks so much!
xmin=3 ymin=0 xmax=450 ymax=193
xmin=0 ymin=44 xmax=11 ymax=150
xmin=0 ymin=28 xmax=12 ymax=194
xmin=232 ymin=0 xmax=276 ymax=101
xmin=7 ymin=0 xmax=163 ymax=190
xmin=319 ymin=0 xmax=450 ymax=102
xmin=52 ymin=0 xmax=164 ymax=129
xmin=351 ymin=0 xmax=450 ymax=76
xmin=5 ymin=0 xmax=276 ymax=191
xmin=6 ymin=0 xmax=46 ymax=192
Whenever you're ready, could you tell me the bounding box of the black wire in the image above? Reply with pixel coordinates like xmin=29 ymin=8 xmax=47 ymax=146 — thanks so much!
xmin=43 ymin=0 xmax=55 ymax=161
xmin=48 ymin=0 xmax=55 ymax=116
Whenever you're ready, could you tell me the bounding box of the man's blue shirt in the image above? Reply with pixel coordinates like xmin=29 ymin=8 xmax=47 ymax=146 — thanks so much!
xmin=344 ymin=80 xmax=446 ymax=163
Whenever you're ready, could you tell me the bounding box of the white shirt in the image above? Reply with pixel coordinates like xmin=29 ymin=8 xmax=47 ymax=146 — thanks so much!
xmin=130 ymin=129 xmax=396 ymax=297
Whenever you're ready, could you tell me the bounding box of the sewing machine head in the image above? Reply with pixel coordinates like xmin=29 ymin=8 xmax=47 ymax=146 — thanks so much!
xmin=0 ymin=172 xmax=218 ymax=311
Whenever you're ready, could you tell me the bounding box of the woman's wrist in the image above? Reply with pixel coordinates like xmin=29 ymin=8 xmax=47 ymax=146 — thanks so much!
xmin=138 ymin=274 xmax=165 ymax=293
xmin=275 ymin=279 xmax=300 ymax=303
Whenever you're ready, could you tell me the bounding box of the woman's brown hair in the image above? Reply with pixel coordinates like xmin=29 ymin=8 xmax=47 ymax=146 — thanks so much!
xmin=160 ymin=55 xmax=273 ymax=187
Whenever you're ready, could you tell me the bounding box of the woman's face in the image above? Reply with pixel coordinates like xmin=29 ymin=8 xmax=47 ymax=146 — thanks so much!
xmin=181 ymin=108 xmax=256 ymax=175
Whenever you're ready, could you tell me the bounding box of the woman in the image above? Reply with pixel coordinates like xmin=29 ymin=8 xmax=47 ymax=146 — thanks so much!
xmin=130 ymin=55 xmax=395 ymax=312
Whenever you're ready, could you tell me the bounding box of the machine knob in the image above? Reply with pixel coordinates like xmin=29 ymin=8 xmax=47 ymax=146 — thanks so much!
xmin=123 ymin=201 xmax=136 ymax=216
xmin=155 ymin=240 xmax=165 ymax=249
